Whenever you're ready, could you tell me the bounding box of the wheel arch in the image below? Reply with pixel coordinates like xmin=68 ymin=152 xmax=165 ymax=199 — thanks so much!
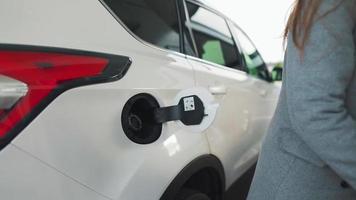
xmin=160 ymin=154 xmax=225 ymax=200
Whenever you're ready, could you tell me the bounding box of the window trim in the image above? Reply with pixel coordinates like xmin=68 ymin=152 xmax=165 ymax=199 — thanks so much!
xmin=226 ymin=20 xmax=249 ymax=72
xmin=99 ymin=0 xmax=251 ymax=76
xmin=228 ymin=20 xmax=267 ymax=68
xmin=176 ymin=0 xmax=185 ymax=54
xmin=182 ymin=0 xmax=244 ymax=71
xmin=180 ymin=0 xmax=199 ymax=56
xmin=228 ymin=20 xmax=273 ymax=82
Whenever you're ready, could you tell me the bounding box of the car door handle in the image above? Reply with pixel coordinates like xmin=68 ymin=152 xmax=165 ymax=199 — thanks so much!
xmin=209 ymin=85 xmax=227 ymax=95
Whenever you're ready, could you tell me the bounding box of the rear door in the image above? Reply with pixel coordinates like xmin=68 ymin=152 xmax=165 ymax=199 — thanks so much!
xmin=180 ymin=0 xmax=279 ymax=187
xmin=228 ymin=21 xmax=281 ymax=148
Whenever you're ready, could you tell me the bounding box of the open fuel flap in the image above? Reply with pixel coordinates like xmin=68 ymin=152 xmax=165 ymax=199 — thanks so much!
xmin=121 ymin=87 xmax=219 ymax=144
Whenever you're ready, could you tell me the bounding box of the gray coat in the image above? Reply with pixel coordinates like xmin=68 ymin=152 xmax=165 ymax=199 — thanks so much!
xmin=247 ymin=0 xmax=356 ymax=199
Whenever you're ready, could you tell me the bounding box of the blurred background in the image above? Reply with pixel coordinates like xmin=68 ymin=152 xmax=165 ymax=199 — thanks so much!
xmin=204 ymin=0 xmax=294 ymax=65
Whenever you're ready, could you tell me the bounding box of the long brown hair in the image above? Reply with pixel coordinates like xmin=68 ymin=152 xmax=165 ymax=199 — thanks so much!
xmin=284 ymin=0 xmax=322 ymax=50
xmin=284 ymin=0 xmax=345 ymax=50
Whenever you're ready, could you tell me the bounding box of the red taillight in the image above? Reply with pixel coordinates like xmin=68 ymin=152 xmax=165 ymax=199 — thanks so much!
xmin=0 ymin=45 xmax=131 ymax=149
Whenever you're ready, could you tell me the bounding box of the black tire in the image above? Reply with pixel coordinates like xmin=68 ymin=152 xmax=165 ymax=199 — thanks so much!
xmin=176 ymin=188 xmax=211 ymax=200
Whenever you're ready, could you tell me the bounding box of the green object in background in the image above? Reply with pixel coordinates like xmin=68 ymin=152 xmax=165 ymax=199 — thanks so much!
xmin=243 ymin=54 xmax=254 ymax=68
xmin=202 ymin=41 xmax=225 ymax=65
xmin=244 ymin=54 xmax=258 ymax=77
xmin=271 ymin=62 xmax=283 ymax=81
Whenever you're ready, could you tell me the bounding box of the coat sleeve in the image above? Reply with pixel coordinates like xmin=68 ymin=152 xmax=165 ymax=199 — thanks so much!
xmin=285 ymin=0 xmax=356 ymax=188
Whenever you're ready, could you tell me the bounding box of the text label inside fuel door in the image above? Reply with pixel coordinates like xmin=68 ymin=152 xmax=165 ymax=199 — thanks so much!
xmin=183 ymin=97 xmax=195 ymax=111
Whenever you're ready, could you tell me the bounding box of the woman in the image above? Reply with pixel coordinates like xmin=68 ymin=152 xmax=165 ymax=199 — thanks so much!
xmin=247 ymin=0 xmax=356 ymax=199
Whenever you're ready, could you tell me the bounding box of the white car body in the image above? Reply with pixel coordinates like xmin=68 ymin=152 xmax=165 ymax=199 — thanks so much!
xmin=0 ymin=0 xmax=280 ymax=199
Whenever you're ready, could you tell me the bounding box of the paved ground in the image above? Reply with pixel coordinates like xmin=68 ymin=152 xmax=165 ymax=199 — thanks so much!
xmin=224 ymin=164 xmax=256 ymax=200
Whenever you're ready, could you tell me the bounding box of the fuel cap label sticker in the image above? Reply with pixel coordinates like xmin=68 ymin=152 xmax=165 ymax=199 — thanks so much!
xmin=183 ymin=97 xmax=195 ymax=111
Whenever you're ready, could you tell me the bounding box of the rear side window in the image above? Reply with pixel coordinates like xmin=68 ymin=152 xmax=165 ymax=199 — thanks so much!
xmin=230 ymin=24 xmax=272 ymax=82
xmin=104 ymin=0 xmax=181 ymax=52
xmin=185 ymin=2 xmax=242 ymax=68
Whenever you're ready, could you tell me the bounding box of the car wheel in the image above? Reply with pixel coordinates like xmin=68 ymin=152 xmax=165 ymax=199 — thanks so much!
xmin=176 ymin=188 xmax=211 ymax=200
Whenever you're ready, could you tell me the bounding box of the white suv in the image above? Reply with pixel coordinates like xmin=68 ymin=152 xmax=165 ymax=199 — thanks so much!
xmin=0 ymin=0 xmax=280 ymax=199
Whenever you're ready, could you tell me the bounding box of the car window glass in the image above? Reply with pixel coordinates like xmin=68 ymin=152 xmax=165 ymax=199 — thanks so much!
xmin=104 ymin=0 xmax=181 ymax=52
xmin=185 ymin=2 xmax=242 ymax=68
xmin=230 ymin=25 xmax=272 ymax=81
